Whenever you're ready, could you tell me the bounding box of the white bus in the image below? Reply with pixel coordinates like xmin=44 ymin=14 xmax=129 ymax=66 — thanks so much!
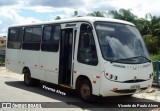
xmin=6 ymin=17 xmax=153 ymax=101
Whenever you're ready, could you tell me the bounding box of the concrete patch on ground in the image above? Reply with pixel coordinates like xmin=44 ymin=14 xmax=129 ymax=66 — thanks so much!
xmin=0 ymin=67 xmax=23 ymax=80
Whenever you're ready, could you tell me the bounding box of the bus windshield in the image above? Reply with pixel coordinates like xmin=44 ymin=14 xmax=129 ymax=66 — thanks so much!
xmin=95 ymin=22 xmax=150 ymax=64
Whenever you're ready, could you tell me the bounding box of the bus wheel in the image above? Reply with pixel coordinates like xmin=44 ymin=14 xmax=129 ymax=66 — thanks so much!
xmin=79 ymin=80 xmax=93 ymax=102
xmin=24 ymin=69 xmax=38 ymax=86
xmin=123 ymin=94 xmax=133 ymax=97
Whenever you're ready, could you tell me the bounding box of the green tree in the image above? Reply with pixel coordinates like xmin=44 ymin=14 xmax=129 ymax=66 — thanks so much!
xmin=108 ymin=9 xmax=160 ymax=47
xmin=143 ymin=34 xmax=159 ymax=54
xmin=55 ymin=16 xmax=61 ymax=20
xmin=144 ymin=14 xmax=160 ymax=36
xmin=108 ymin=9 xmax=138 ymax=25
xmin=87 ymin=11 xmax=106 ymax=17
xmin=135 ymin=14 xmax=160 ymax=37
xmin=136 ymin=18 xmax=149 ymax=35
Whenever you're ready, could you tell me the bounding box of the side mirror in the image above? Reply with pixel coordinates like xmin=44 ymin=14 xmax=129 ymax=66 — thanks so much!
xmin=87 ymin=25 xmax=92 ymax=32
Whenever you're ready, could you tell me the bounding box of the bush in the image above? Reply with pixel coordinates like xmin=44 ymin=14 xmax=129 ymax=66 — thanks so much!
xmin=0 ymin=59 xmax=4 ymax=64
xmin=150 ymin=54 xmax=160 ymax=61
xmin=143 ymin=34 xmax=159 ymax=54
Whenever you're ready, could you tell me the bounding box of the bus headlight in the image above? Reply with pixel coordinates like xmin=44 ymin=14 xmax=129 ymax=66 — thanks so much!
xmin=109 ymin=74 xmax=113 ymax=79
xmin=104 ymin=73 xmax=118 ymax=81
xmin=114 ymin=76 xmax=118 ymax=80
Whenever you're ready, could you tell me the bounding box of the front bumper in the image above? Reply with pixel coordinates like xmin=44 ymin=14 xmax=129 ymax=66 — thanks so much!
xmin=99 ymin=79 xmax=152 ymax=97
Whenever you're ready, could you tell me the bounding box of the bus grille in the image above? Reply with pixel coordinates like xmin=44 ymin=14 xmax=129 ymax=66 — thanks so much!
xmin=111 ymin=87 xmax=148 ymax=94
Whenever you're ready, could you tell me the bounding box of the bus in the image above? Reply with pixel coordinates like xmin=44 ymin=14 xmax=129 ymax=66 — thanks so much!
xmin=5 ymin=17 xmax=153 ymax=101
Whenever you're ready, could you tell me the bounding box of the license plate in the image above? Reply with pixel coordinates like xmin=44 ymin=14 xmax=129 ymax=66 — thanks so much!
xmin=130 ymin=85 xmax=140 ymax=90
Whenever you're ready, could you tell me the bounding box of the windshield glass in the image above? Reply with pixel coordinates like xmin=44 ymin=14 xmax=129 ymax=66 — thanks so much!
xmin=95 ymin=22 xmax=150 ymax=63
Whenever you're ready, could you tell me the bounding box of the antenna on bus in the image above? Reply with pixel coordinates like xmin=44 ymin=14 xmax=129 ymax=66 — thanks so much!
xmin=73 ymin=10 xmax=83 ymax=17
xmin=74 ymin=10 xmax=78 ymax=17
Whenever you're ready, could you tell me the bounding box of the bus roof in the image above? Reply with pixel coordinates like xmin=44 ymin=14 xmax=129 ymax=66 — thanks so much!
xmin=9 ymin=17 xmax=135 ymax=28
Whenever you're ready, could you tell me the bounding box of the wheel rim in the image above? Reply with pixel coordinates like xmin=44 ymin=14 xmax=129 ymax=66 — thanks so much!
xmin=80 ymin=83 xmax=91 ymax=100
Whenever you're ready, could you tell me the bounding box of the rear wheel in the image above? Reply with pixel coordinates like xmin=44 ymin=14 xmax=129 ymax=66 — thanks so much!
xmin=24 ymin=68 xmax=39 ymax=86
xmin=79 ymin=79 xmax=93 ymax=102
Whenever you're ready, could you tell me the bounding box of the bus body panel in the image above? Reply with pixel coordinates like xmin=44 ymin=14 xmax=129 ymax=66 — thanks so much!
xmin=6 ymin=49 xmax=60 ymax=83
xmin=73 ymin=62 xmax=102 ymax=96
xmin=6 ymin=49 xmax=23 ymax=74
xmin=72 ymin=22 xmax=103 ymax=96
xmin=39 ymin=51 xmax=59 ymax=84
xmin=100 ymin=78 xmax=152 ymax=96
xmin=5 ymin=17 xmax=153 ymax=98
xmin=99 ymin=62 xmax=153 ymax=96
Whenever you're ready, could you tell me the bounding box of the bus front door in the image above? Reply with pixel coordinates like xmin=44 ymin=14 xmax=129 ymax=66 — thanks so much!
xmin=59 ymin=28 xmax=73 ymax=86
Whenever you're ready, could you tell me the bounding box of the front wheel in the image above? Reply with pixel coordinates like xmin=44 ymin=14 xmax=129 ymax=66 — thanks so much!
xmin=79 ymin=80 xmax=93 ymax=102
xmin=24 ymin=69 xmax=39 ymax=86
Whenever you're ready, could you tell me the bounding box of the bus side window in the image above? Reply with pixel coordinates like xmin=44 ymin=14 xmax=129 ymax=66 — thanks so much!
xmin=7 ymin=28 xmax=23 ymax=49
xmin=77 ymin=24 xmax=98 ymax=65
xmin=22 ymin=27 xmax=41 ymax=50
xmin=41 ymin=25 xmax=60 ymax=52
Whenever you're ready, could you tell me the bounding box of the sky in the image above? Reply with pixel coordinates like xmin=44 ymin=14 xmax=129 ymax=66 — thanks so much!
xmin=1 ymin=0 xmax=160 ymax=36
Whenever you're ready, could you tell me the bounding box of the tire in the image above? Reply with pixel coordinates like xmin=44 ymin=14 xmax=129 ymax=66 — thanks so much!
xmin=123 ymin=94 xmax=133 ymax=97
xmin=79 ymin=79 xmax=93 ymax=102
xmin=24 ymin=69 xmax=39 ymax=86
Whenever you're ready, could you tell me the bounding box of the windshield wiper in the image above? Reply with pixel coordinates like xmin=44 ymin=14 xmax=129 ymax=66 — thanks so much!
xmin=113 ymin=56 xmax=151 ymax=63
xmin=132 ymin=56 xmax=151 ymax=62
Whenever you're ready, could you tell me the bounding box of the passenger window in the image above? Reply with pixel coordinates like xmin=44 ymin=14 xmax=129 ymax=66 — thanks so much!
xmin=41 ymin=25 xmax=60 ymax=52
xmin=77 ymin=24 xmax=98 ymax=65
xmin=43 ymin=27 xmax=51 ymax=42
xmin=7 ymin=28 xmax=23 ymax=49
xmin=22 ymin=26 xmax=41 ymax=50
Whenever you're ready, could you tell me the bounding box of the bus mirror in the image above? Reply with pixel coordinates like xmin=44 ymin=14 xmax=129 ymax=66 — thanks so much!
xmin=87 ymin=25 xmax=92 ymax=31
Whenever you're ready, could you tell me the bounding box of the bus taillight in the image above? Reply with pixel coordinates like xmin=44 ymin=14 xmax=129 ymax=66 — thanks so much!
xmin=112 ymin=88 xmax=118 ymax=91
xmin=96 ymin=76 xmax=100 ymax=78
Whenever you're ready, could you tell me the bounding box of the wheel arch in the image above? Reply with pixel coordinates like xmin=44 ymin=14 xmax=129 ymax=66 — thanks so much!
xmin=22 ymin=66 xmax=30 ymax=74
xmin=75 ymin=75 xmax=92 ymax=91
